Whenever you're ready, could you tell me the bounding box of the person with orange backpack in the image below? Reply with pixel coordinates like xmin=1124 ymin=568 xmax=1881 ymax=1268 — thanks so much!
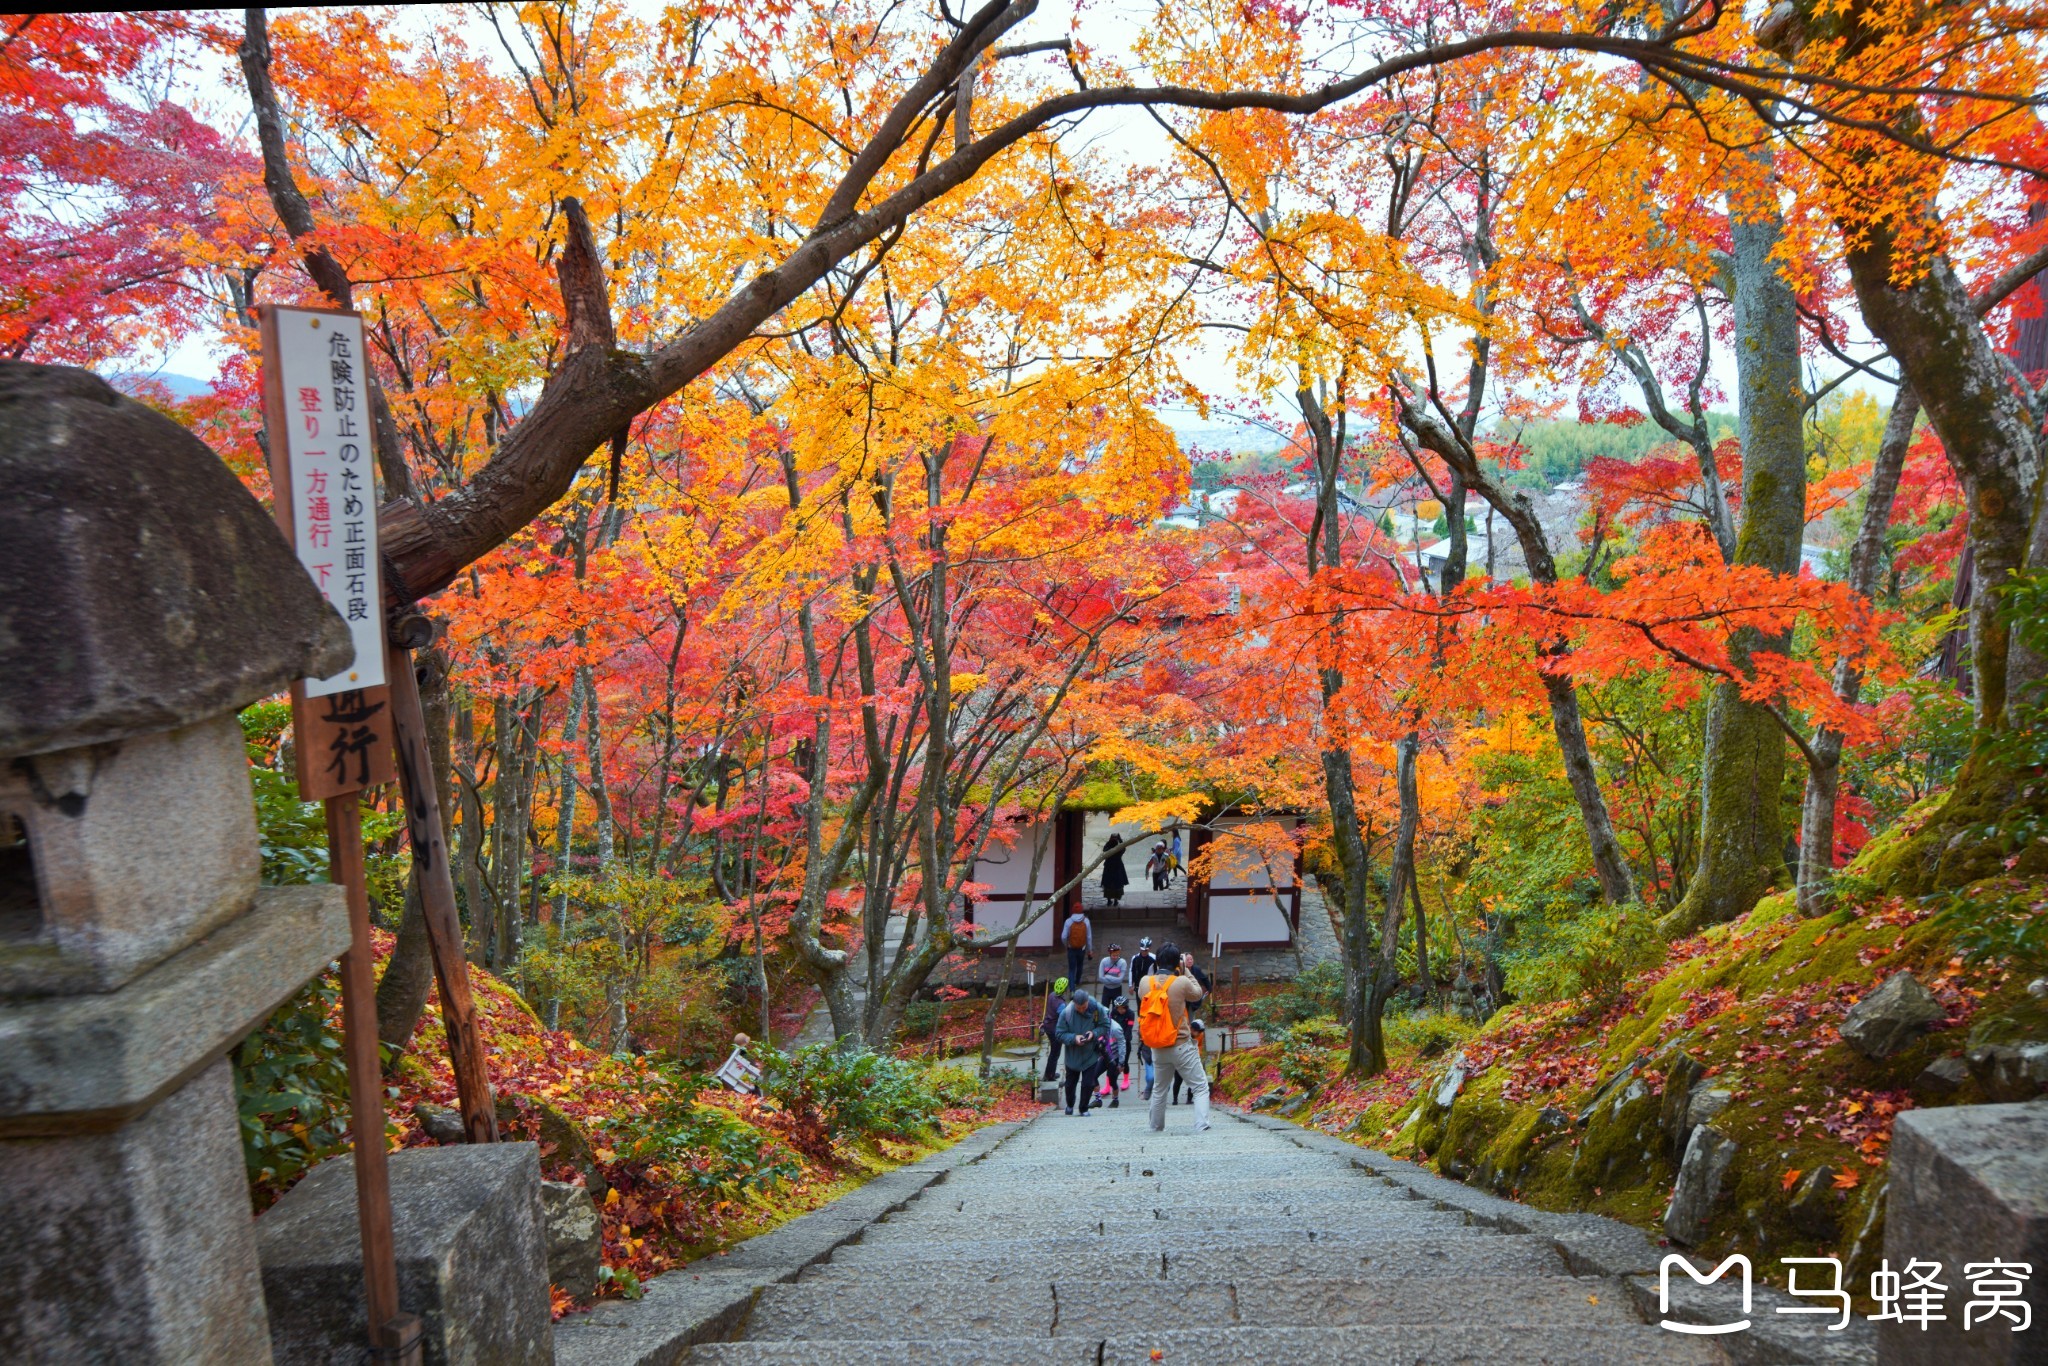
xmin=1060 ymin=906 xmax=1092 ymax=988
xmin=1137 ymin=942 xmax=1211 ymax=1133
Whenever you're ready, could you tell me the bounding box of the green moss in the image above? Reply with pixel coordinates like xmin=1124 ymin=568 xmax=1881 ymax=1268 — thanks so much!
xmin=1854 ymin=752 xmax=2046 ymax=895
xmin=1276 ymin=878 xmax=2041 ymax=1267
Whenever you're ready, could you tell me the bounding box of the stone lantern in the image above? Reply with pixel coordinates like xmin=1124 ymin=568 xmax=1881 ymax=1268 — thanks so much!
xmin=0 ymin=362 xmax=356 ymax=1362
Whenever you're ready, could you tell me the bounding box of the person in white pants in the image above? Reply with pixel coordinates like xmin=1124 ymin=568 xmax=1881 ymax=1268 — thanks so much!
xmin=1138 ymin=943 xmax=1210 ymax=1133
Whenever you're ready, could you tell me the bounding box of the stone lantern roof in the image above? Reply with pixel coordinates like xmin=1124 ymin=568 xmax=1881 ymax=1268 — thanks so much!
xmin=0 ymin=362 xmax=353 ymax=757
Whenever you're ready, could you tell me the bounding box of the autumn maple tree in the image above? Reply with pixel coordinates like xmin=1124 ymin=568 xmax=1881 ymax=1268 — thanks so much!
xmin=3 ymin=0 xmax=2038 ymax=1092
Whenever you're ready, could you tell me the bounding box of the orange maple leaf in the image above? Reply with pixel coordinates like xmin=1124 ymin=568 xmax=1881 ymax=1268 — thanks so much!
xmin=1781 ymin=1168 xmax=1803 ymax=1191
xmin=1832 ymin=1170 xmax=1861 ymax=1190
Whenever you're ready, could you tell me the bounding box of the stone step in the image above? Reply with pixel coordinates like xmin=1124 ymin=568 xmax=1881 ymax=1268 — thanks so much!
xmin=911 ymin=1180 xmax=1422 ymax=1214
xmin=745 ymin=1273 xmax=1644 ymax=1340
xmin=938 ymin=1158 xmax=1357 ymax=1180
xmin=689 ymin=1324 xmax=1721 ymax=1365
xmin=814 ymin=1234 xmax=1577 ymax=1281
xmin=851 ymin=1210 xmax=1473 ymax=1245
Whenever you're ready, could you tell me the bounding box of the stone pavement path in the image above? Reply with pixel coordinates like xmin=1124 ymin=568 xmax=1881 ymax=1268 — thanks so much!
xmin=686 ymin=1102 xmax=1723 ymax=1364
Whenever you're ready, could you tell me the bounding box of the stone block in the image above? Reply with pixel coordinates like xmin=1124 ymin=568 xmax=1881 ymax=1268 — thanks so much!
xmin=1664 ymin=1124 xmax=1738 ymax=1246
xmin=0 ymin=1057 xmax=272 ymax=1363
xmin=257 ymin=1142 xmax=554 ymax=1366
xmin=1881 ymin=1102 xmax=2048 ymax=1365
xmin=540 ymin=1180 xmax=602 ymax=1299
xmin=0 ymin=716 xmax=266 ymax=996
xmin=1659 ymin=1052 xmax=1707 ymax=1158
xmin=1685 ymin=1085 xmax=1732 ymax=1131
xmin=553 ymin=1274 xmax=762 ymax=1366
xmin=0 ymin=883 xmax=348 ymax=1134
xmin=1964 ymin=1043 xmax=2048 ymax=1103
xmin=1839 ymin=971 xmax=1946 ymax=1059
xmin=1917 ymin=1054 xmax=1971 ymax=1098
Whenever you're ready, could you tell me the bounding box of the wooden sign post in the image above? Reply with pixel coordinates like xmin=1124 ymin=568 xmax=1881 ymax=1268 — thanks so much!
xmin=260 ymin=304 xmax=418 ymax=1366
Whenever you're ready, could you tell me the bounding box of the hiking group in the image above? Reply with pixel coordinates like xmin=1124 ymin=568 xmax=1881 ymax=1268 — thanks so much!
xmin=1039 ymin=932 xmax=1211 ymax=1133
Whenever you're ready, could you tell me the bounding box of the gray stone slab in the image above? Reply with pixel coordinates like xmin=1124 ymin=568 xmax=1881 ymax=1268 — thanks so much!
xmin=0 ymin=883 xmax=348 ymax=1133
xmin=1095 ymin=1325 xmax=1723 ymax=1365
xmin=1880 ymin=1101 xmax=2048 ymax=1365
xmin=689 ymin=1339 xmax=1094 ymax=1365
xmin=820 ymin=1234 xmax=1576 ymax=1281
xmin=694 ymin=1215 xmax=872 ymax=1274
xmin=1055 ymin=1275 xmax=1639 ymax=1337
xmin=257 ymin=1143 xmax=553 ymax=1365
xmin=1246 ymin=1113 xmax=1676 ymax=1279
xmin=0 ymin=1057 xmax=272 ymax=1364
xmin=744 ymin=1282 xmax=1060 ymax=1339
xmin=581 ymin=1121 xmax=1032 ymax=1364
xmin=554 ymin=1277 xmax=764 ymax=1366
xmin=794 ymin=1236 xmax=1564 ymax=1294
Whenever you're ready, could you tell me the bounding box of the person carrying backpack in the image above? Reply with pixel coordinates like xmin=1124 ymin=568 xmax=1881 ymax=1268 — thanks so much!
xmin=1137 ymin=942 xmax=1211 ymax=1133
xmin=1055 ymin=990 xmax=1113 ymax=1116
xmin=1061 ymin=908 xmax=1092 ymax=988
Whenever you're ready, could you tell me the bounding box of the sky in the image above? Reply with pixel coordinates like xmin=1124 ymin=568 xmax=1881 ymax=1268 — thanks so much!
xmin=143 ymin=1 xmax=1888 ymax=449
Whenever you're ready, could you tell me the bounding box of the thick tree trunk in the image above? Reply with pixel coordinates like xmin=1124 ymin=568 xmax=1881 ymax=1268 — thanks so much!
xmin=1659 ymin=197 xmax=1807 ymax=938
xmin=1293 ymin=384 xmax=1397 ymax=1076
xmin=1845 ymin=233 xmax=2041 ymax=730
xmin=1835 ymin=228 xmax=2048 ymax=894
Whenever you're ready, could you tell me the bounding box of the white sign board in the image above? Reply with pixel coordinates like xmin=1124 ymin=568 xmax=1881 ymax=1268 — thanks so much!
xmin=274 ymin=307 xmax=384 ymax=696
xmin=714 ymin=1047 xmax=762 ymax=1095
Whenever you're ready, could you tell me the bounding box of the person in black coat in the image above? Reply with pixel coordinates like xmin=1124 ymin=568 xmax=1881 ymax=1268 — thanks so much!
xmin=1100 ymin=833 xmax=1129 ymax=908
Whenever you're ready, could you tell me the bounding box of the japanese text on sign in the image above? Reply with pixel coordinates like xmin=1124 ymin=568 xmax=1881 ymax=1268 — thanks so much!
xmin=274 ymin=308 xmax=384 ymax=696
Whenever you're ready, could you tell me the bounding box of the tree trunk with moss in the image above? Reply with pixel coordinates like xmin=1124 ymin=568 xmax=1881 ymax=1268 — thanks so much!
xmin=1838 ymin=228 xmax=2048 ymax=894
xmin=1659 ymin=198 xmax=1807 ymax=938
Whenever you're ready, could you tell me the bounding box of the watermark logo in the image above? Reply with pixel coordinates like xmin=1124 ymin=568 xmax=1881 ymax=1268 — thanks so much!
xmin=1659 ymin=1254 xmax=1752 ymax=1335
xmin=1657 ymin=1256 xmax=2034 ymax=1336
xmin=1778 ymin=1257 xmax=1852 ymax=1332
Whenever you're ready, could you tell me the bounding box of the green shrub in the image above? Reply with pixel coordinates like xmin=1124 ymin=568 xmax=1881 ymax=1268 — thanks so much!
xmin=616 ymin=1093 xmax=802 ymax=1198
xmin=235 ymin=972 xmax=357 ymax=1207
xmin=902 ymin=1000 xmax=942 ymax=1038
xmin=1385 ymin=1009 xmax=1479 ymax=1059
xmin=1246 ymin=959 xmax=1346 ymax=1034
xmin=758 ymin=1044 xmax=958 ymax=1141
xmin=1939 ymin=879 xmax=2048 ymax=976
xmin=1501 ymin=904 xmax=1665 ymax=1005
xmin=1276 ymin=1019 xmax=1347 ymax=1090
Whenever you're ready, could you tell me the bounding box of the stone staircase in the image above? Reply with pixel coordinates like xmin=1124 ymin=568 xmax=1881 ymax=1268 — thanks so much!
xmin=681 ymin=1104 xmax=1734 ymax=1364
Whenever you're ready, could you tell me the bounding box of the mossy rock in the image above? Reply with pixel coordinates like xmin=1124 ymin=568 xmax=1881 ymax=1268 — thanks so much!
xmin=496 ymin=1091 xmax=610 ymax=1197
